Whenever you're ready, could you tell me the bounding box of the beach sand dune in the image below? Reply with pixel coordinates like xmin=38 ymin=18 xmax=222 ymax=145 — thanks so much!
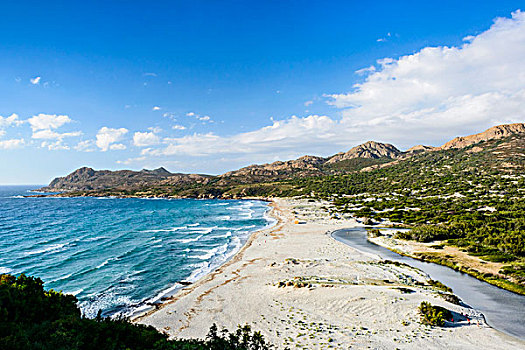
xmin=137 ymin=198 xmax=524 ymax=349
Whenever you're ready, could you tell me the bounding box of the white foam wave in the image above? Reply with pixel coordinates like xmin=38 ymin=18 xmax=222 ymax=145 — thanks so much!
xmin=48 ymin=272 xmax=73 ymax=283
xmin=207 ymin=231 xmax=232 ymax=239
xmin=177 ymin=234 xmax=204 ymax=243
xmin=24 ymin=243 xmax=67 ymax=256
xmin=141 ymin=226 xmax=186 ymax=233
xmin=187 ymin=223 xmax=200 ymax=227
xmin=66 ymin=289 xmax=84 ymax=296
xmin=0 ymin=266 xmax=13 ymax=274
xmin=96 ymin=257 xmax=118 ymax=269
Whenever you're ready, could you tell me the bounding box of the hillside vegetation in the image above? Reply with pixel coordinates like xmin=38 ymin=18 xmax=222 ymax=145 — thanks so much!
xmin=0 ymin=274 xmax=273 ymax=350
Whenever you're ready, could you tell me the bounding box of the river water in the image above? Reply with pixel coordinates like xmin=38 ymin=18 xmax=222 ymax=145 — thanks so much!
xmin=332 ymin=228 xmax=525 ymax=340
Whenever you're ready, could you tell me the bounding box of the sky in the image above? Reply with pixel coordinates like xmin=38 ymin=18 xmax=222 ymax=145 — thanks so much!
xmin=1 ymin=1 xmax=524 ymax=184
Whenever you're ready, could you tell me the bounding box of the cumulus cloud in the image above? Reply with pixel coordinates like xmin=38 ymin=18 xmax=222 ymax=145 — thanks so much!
xmin=323 ymin=10 xmax=525 ymax=147
xmin=109 ymin=143 xmax=127 ymax=150
xmin=145 ymin=115 xmax=338 ymax=157
xmin=96 ymin=127 xmax=128 ymax=151
xmin=0 ymin=139 xmax=24 ymax=149
xmin=133 ymin=131 xmax=160 ymax=147
xmin=74 ymin=140 xmax=96 ymax=152
xmin=0 ymin=114 xmax=23 ymax=129
xmin=32 ymin=129 xmax=82 ymax=140
xmin=28 ymin=114 xmax=71 ymax=131
xmin=30 ymin=76 xmax=41 ymax=85
xmin=152 ymin=106 xmax=161 ymax=111
xmin=41 ymin=141 xmax=69 ymax=150
xmin=172 ymin=124 xmax=186 ymax=130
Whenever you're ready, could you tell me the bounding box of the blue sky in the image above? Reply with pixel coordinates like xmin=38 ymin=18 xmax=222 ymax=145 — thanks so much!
xmin=1 ymin=1 xmax=524 ymax=184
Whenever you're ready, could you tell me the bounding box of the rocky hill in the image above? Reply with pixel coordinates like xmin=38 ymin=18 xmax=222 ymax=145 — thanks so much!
xmin=326 ymin=141 xmax=402 ymax=163
xmin=40 ymin=167 xmax=211 ymax=192
xmin=439 ymin=123 xmax=525 ymax=150
xmin=41 ymin=123 xmax=524 ymax=195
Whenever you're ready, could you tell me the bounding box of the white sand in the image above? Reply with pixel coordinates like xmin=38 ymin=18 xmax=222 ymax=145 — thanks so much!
xmin=136 ymin=198 xmax=524 ymax=349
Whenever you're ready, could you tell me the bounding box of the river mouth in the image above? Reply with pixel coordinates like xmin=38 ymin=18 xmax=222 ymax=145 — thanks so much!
xmin=332 ymin=228 xmax=525 ymax=341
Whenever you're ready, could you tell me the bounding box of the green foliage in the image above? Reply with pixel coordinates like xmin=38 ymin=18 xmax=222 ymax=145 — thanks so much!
xmin=0 ymin=274 xmax=273 ymax=350
xmin=418 ymin=301 xmax=451 ymax=327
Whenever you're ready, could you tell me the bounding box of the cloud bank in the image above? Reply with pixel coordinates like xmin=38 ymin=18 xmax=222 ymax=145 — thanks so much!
xmin=138 ymin=10 xmax=525 ymax=165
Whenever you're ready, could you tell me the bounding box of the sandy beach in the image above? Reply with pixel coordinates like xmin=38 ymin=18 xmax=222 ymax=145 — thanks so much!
xmin=136 ymin=198 xmax=524 ymax=349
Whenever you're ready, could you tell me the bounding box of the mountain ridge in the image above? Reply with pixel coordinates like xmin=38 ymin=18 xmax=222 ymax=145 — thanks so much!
xmin=40 ymin=122 xmax=525 ymax=193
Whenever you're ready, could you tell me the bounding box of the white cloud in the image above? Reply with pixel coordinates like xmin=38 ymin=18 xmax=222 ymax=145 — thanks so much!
xmin=304 ymin=100 xmax=313 ymax=107
xmin=0 ymin=114 xmax=23 ymax=129
xmin=74 ymin=140 xmax=96 ymax=152
xmin=28 ymin=114 xmax=71 ymax=131
xmin=152 ymin=106 xmax=161 ymax=111
xmin=325 ymin=10 xmax=525 ymax=146
xmin=110 ymin=143 xmax=126 ymax=150
xmin=198 ymin=115 xmax=211 ymax=121
xmin=41 ymin=141 xmax=69 ymax=150
xmin=145 ymin=115 xmax=337 ymax=157
xmin=186 ymin=112 xmax=196 ymax=117
xmin=32 ymin=129 xmax=82 ymax=140
xmin=117 ymin=156 xmax=146 ymax=165
xmin=95 ymin=127 xmax=128 ymax=151
xmin=148 ymin=126 xmax=162 ymax=133
xmin=30 ymin=76 xmax=41 ymax=85
xmin=0 ymin=139 xmax=24 ymax=149
xmin=172 ymin=124 xmax=186 ymax=130
xmin=133 ymin=131 xmax=160 ymax=147
xmin=0 ymin=130 xmax=5 ymax=138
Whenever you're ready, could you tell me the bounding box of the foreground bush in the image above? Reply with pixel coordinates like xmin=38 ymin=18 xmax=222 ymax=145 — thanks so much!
xmin=418 ymin=301 xmax=452 ymax=327
xmin=0 ymin=274 xmax=272 ymax=350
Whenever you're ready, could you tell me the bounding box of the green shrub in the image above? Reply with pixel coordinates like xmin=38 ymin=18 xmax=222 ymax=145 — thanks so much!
xmin=0 ymin=274 xmax=273 ymax=350
xmin=418 ymin=301 xmax=451 ymax=327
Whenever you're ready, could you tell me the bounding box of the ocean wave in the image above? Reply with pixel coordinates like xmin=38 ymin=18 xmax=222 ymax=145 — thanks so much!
xmin=176 ymin=234 xmax=204 ymax=243
xmin=24 ymin=243 xmax=67 ymax=256
xmin=207 ymin=231 xmax=232 ymax=239
xmin=0 ymin=266 xmax=13 ymax=274
xmin=47 ymin=272 xmax=73 ymax=283
xmin=187 ymin=223 xmax=200 ymax=227
xmin=96 ymin=257 xmax=119 ymax=269
xmin=190 ymin=243 xmax=228 ymax=260
xmin=141 ymin=226 xmax=186 ymax=233
xmin=66 ymin=289 xmax=84 ymax=296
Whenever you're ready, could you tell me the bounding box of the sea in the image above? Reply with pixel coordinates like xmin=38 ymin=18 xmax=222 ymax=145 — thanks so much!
xmin=0 ymin=185 xmax=274 ymax=318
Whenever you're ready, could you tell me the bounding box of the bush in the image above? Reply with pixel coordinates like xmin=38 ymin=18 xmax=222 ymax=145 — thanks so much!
xmin=418 ymin=301 xmax=451 ymax=327
xmin=0 ymin=274 xmax=273 ymax=350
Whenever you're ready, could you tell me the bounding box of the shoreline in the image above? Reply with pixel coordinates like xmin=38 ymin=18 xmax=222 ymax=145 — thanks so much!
xmin=136 ymin=198 xmax=524 ymax=349
xmin=132 ymin=199 xmax=283 ymax=322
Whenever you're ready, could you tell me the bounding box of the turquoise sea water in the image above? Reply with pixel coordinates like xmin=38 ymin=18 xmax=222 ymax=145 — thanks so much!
xmin=0 ymin=186 xmax=274 ymax=318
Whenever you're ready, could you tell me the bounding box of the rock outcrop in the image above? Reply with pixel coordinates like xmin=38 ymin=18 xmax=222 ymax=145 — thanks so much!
xmin=439 ymin=123 xmax=525 ymax=150
xmin=326 ymin=141 xmax=402 ymax=163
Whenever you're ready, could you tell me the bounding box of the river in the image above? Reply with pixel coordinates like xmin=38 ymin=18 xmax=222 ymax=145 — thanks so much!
xmin=332 ymin=228 xmax=525 ymax=340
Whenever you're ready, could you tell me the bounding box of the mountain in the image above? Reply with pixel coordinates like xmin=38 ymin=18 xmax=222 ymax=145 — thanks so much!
xmin=41 ymin=123 xmax=524 ymax=196
xmin=40 ymin=167 xmax=211 ymax=192
xmin=439 ymin=123 xmax=525 ymax=150
xmin=326 ymin=141 xmax=402 ymax=163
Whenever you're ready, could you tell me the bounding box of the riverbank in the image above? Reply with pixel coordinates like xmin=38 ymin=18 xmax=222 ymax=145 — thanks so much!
xmin=369 ymin=233 xmax=525 ymax=295
xmin=136 ymin=198 xmax=523 ymax=349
